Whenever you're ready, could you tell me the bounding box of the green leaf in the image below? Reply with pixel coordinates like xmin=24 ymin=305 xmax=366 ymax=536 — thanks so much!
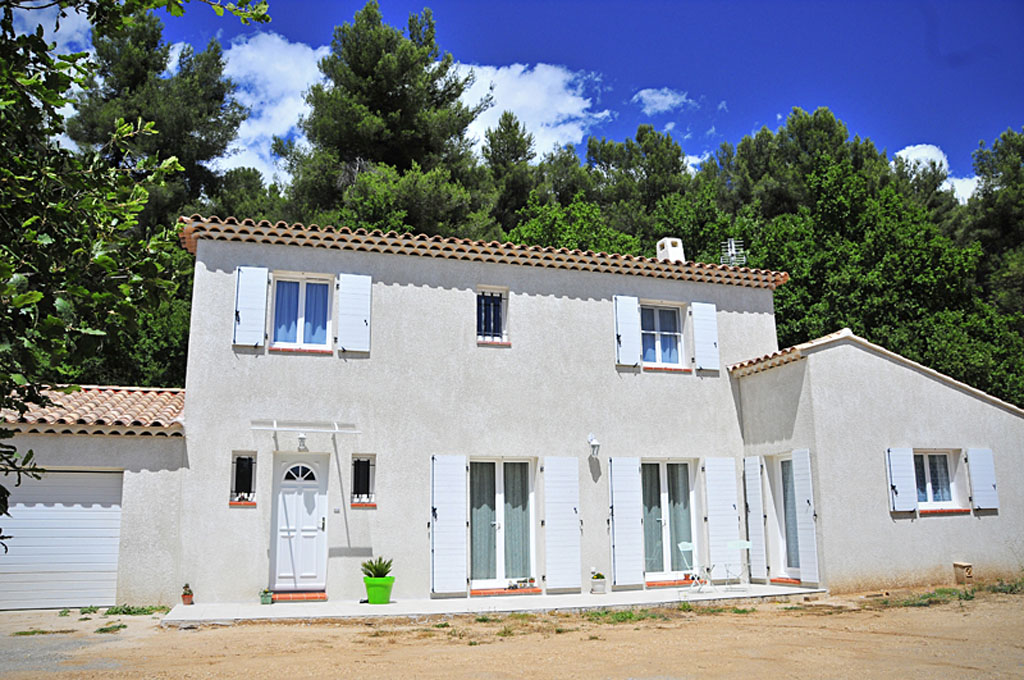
xmin=11 ymin=291 xmax=43 ymax=308
xmin=11 ymin=374 xmax=27 ymax=386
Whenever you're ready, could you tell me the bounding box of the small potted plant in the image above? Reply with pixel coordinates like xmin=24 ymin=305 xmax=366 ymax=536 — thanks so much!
xmin=181 ymin=583 xmax=194 ymax=605
xmin=259 ymin=588 xmax=273 ymax=605
xmin=361 ymin=556 xmax=394 ymax=605
xmin=591 ymin=572 xmax=607 ymax=594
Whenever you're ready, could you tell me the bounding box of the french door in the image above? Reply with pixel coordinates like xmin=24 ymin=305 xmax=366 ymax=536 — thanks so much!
xmin=641 ymin=461 xmax=695 ymax=577
xmin=469 ymin=460 xmax=533 ymax=588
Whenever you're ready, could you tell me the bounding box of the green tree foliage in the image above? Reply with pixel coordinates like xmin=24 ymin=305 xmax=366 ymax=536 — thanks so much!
xmin=61 ymin=9 xmax=252 ymax=388
xmin=67 ymin=10 xmax=246 ymax=231
xmin=281 ymin=0 xmax=491 ymax=221
xmin=483 ymin=111 xmax=535 ymax=233
xmin=0 ymin=0 xmax=267 ymax=534
xmin=507 ymin=192 xmax=639 ymax=255
xmin=958 ymin=127 xmax=1024 ymax=315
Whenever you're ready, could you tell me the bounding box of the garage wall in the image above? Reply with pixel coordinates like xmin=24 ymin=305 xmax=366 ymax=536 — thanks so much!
xmin=5 ymin=434 xmax=186 ymax=606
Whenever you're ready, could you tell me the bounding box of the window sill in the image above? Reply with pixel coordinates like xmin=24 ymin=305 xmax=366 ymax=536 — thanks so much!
xmin=350 ymin=502 xmax=377 ymax=509
xmin=269 ymin=346 xmax=334 ymax=355
xmin=919 ymin=508 xmax=970 ymax=516
xmin=470 ymin=587 xmax=541 ymax=597
xmin=477 ymin=340 xmax=511 ymax=347
xmin=770 ymin=577 xmax=802 ymax=585
xmin=642 ymin=366 xmax=692 ymax=373
xmin=229 ymin=501 xmax=257 ymax=507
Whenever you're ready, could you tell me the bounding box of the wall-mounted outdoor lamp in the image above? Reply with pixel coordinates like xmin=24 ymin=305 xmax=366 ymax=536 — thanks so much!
xmin=588 ymin=433 xmax=601 ymax=458
xmin=297 ymin=433 xmax=308 ymax=452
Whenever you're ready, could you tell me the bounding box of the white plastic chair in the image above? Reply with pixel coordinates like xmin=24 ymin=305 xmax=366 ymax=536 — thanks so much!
xmin=724 ymin=539 xmax=752 ymax=590
xmin=677 ymin=541 xmax=715 ymax=593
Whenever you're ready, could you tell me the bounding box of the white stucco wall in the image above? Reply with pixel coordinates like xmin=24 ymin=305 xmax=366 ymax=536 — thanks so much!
xmin=8 ymin=433 xmax=185 ymax=605
xmin=181 ymin=240 xmax=780 ymax=602
xmin=807 ymin=342 xmax=1024 ymax=591
xmin=737 ymin=340 xmax=1024 ymax=591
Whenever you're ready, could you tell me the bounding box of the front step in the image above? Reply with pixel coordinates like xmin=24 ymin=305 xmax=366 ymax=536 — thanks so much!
xmin=272 ymin=591 xmax=328 ymax=602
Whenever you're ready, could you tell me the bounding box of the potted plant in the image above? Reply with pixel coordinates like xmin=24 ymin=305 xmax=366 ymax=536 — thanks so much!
xmin=259 ymin=588 xmax=273 ymax=605
xmin=361 ymin=556 xmax=394 ymax=605
xmin=591 ymin=572 xmax=607 ymax=594
xmin=181 ymin=583 xmax=194 ymax=605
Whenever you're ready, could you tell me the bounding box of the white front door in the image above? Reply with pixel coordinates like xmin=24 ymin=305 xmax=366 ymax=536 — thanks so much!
xmin=271 ymin=457 xmax=327 ymax=591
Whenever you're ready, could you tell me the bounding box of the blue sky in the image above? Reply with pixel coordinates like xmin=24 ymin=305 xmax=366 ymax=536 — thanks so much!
xmin=20 ymin=0 xmax=1024 ymax=199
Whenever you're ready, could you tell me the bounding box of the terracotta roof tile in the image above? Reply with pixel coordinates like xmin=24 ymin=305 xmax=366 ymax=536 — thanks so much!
xmin=728 ymin=329 xmax=854 ymax=377
xmin=3 ymin=386 xmax=184 ymax=436
xmin=178 ymin=215 xmax=790 ymax=290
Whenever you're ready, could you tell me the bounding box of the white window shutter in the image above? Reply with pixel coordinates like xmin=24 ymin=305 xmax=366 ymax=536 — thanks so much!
xmin=337 ymin=273 xmax=372 ymax=352
xmin=791 ymin=449 xmax=819 ymax=583
xmin=704 ymin=457 xmax=740 ymax=580
xmin=613 ymin=295 xmax=642 ymax=366
xmin=967 ymin=448 xmax=999 ymax=510
xmin=543 ymin=457 xmax=582 ymax=590
xmin=886 ymin=448 xmax=918 ymax=512
xmin=743 ymin=456 xmax=768 ymax=581
xmin=609 ymin=457 xmax=643 ymax=586
xmin=431 ymin=455 xmax=467 ymax=595
xmin=233 ymin=266 xmax=268 ymax=346
xmin=692 ymin=302 xmax=720 ymax=370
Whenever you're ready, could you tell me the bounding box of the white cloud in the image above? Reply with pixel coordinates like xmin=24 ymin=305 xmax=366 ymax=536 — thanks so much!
xmin=705 ymin=125 xmax=716 ymax=137
xmin=460 ymin=63 xmax=613 ymax=157
xmin=894 ymin=143 xmax=979 ymax=204
xmin=163 ymin=41 xmax=187 ymax=77
xmin=776 ymin=112 xmax=783 ymax=122
xmin=13 ymin=5 xmax=92 ymax=54
xmin=218 ymin=32 xmax=329 ymax=183
xmin=685 ymin=152 xmax=710 ymax=175
xmin=717 ymin=100 xmax=728 ymax=113
xmin=663 ymin=121 xmax=676 ymax=133
xmin=630 ymin=87 xmax=698 ymax=116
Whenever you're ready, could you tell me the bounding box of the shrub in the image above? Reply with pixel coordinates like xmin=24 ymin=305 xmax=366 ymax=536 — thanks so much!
xmin=361 ymin=556 xmax=393 ymax=578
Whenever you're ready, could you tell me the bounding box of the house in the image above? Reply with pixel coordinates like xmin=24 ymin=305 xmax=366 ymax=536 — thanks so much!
xmin=1 ymin=216 xmax=1021 ymax=609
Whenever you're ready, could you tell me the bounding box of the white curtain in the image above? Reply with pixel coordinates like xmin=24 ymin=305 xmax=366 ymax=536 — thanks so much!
xmin=470 ymin=463 xmax=496 ymax=580
xmin=503 ymin=463 xmax=530 ymax=579
xmin=667 ymin=463 xmax=692 ymax=571
xmin=641 ymin=463 xmax=662 ymax=573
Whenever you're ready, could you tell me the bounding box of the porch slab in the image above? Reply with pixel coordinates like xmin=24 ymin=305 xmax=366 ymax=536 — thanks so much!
xmin=162 ymin=583 xmax=825 ymax=627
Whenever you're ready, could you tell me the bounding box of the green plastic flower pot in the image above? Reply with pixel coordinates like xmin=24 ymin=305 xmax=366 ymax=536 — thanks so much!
xmin=364 ymin=576 xmax=395 ymax=604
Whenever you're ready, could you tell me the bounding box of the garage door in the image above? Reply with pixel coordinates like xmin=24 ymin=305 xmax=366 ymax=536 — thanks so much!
xmin=0 ymin=471 xmax=123 ymax=610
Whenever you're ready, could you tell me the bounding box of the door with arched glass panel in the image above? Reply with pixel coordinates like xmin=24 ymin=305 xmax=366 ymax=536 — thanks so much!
xmin=271 ymin=457 xmax=327 ymax=590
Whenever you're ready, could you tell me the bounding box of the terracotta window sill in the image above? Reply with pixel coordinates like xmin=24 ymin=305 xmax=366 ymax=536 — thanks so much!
xmin=477 ymin=340 xmax=511 ymax=347
xmin=269 ymin=346 xmax=333 ymax=355
xmin=770 ymin=577 xmax=802 ymax=585
xmin=229 ymin=501 xmax=257 ymax=507
xmin=919 ymin=508 xmax=971 ymax=515
xmin=350 ymin=502 xmax=377 ymax=509
xmin=470 ymin=587 xmax=541 ymax=596
xmin=642 ymin=366 xmax=692 ymax=373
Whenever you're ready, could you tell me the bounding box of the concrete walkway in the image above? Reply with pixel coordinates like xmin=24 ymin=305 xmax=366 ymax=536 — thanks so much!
xmin=162 ymin=583 xmax=824 ymax=626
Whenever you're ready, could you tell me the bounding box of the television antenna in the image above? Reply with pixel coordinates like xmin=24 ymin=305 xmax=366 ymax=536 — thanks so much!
xmin=720 ymin=238 xmax=746 ymax=266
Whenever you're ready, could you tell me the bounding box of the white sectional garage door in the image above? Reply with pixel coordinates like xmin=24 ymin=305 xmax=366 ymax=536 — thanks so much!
xmin=0 ymin=471 xmax=123 ymax=610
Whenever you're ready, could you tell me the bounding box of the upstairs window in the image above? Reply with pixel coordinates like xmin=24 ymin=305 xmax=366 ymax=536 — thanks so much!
xmin=477 ymin=290 xmax=508 ymax=343
xmin=641 ymin=305 xmax=681 ymax=365
xmin=272 ymin=277 xmax=330 ymax=348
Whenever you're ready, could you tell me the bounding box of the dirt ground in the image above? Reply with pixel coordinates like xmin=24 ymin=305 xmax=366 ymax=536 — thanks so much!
xmin=2 ymin=589 xmax=1023 ymax=679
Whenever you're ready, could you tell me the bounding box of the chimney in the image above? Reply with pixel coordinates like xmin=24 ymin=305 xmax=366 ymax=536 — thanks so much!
xmin=656 ymin=237 xmax=686 ymax=263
